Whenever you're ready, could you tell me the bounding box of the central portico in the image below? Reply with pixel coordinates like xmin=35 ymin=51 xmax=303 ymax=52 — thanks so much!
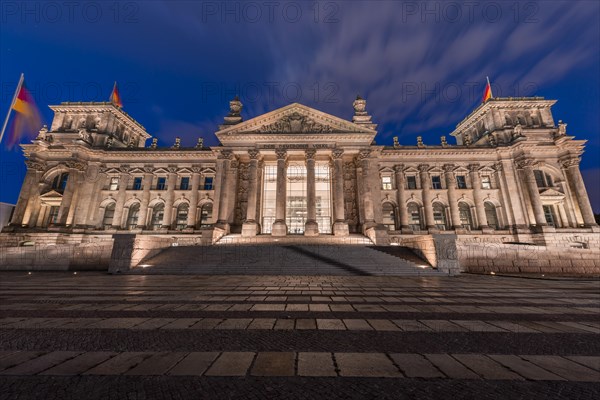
xmin=215 ymin=98 xmax=378 ymax=238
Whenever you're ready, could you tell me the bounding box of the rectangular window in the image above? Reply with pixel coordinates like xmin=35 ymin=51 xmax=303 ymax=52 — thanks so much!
xmin=180 ymin=177 xmax=190 ymax=190
xmin=431 ymin=175 xmax=442 ymax=189
xmin=156 ymin=177 xmax=166 ymax=190
xmin=203 ymin=177 xmax=214 ymax=190
xmin=381 ymin=176 xmax=392 ymax=190
xmin=132 ymin=177 xmax=142 ymax=190
xmin=406 ymin=176 xmax=417 ymax=189
xmin=109 ymin=177 xmax=119 ymax=191
xmin=48 ymin=206 xmax=60 ymax=225
xmin=456 ymin=175 xmax=467 ymax=189
xmin=481 ymin=176 xmax=492 ymax=189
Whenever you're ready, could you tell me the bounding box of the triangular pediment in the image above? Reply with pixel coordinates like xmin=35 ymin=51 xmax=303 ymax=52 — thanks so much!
xmin=40 ymin=189 xmax=63 ymax=199
xmin=216 ymin=103 xmax=376 ymax=137
xmin=539 ymin=188 xmax=564 ymax=197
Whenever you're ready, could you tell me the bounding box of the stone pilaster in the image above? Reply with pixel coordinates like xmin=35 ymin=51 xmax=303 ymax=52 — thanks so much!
xmin=56 ymin=162 xmax=83 ymax=226
xmin=162 ymin=166 xmax=178 ymax=230
xmin=562 ymin=157 xmax=597 ymax=227
xmin=493 ymin=162 xmax=513 ymax=229
xmin=136 ymin=167 xmax=154 ymax=229
xmin=73 ymin=162 xmax=102 ymax=228
xmin=517 ymin=159 xmax=547 ymax=227
xmin=111 ymin=168 xmax=130 ymax=229
xmin=394 ymin=164 xmax=409 ymax=230
xmin=187 ymin=167 xmax=201 ymax=228
xmin=242 ymin=150 xmax=261 ymax=236
xmin=469 ymin=164 xmax=490 ymax=229
xmin=500 ymin=159 xmax=528 ymax=229
xmin=272 ymin=149 xmax=288 ymax=236
xmin=304 ymin=149 xmax=319 ymax=236
xmin=419 ymin=164 xmax=435 ymax=230
xmin=216 ymin=150 xmax=232 ymax=232
xmin=331 ymin=149 xmax=349 ymax=236
xmin=359 ymin=149 xmax=376 ymax=230
xmin=443 ymin=164 xmax=461 ymax=229
xmin=11 ymin=161 xmax=45 ymax=226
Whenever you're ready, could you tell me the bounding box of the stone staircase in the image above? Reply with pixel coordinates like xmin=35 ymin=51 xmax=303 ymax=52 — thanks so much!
xmin=133 ymin=235 xmax=446 ymax=276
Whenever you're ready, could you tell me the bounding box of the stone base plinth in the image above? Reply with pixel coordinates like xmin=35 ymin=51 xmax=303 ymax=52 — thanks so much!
xmin=304 ymin=221 xmax=319 ymax=237
xmin=241 ymin=221 xmax=259 ymax=237
xmin=271 ymin=220 xmax=287 ymax=237
xmin=332 ymin=221 xmax=349 ymax=237
xmin=216 ymin=222 xmax=230 ymax=234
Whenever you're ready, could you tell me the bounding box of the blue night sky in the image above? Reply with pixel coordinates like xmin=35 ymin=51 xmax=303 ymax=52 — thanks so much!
xmin=1 ymin=1 xmax=599 ymax=211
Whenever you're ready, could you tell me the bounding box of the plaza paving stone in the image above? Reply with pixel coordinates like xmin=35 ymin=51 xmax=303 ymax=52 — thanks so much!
xmin=0 ymin=272 xmax=598 ymax=399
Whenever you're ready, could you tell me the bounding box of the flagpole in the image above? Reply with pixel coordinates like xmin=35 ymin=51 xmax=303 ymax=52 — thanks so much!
xmin=486 ymin=76 xmax=493 ymax=98
xmin=0 ymin=73 xmax=24 ymax=144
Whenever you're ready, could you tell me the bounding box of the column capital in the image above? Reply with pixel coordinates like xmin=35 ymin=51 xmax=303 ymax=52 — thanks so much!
xmin=248 ymin=149 xmax=261 ymax=160
xmin=394 ymin=164 xmax=405 ymax=173
xmin=331 ymin=148 xmax=344 ymax=160
xmin=493 ymin=162 xmax=503 ymax=172
xmin=218 ymin=149 xmax=234 ymax=160
xmin=143 ymin=166 xmax=155 ymax=174
xmin=191 ymin=165 xmax=202 ymax=174
xmin=560 ymin=157 xmax=580 ymax=169
xmin=357 ymin=149 xmax=371 ymax=160
xmin=167 ymin=165 xmax=178 ymax=174
xmin=418 ymin=164 xmax=430 ymax=173
xmin=118 ymin=165 xmax=131 ymax=175
xmin=442 ymin=163 xmax=455 ymax=173
xmin=25 ymin=160 xmax=46 ymax=172
xmin=468 ymin=163 xmax=481 ymax=173
xmin=275 ymin=149 xmax=287 ymax=160
xmin=305 ymin=149 xmax=317 ymax=160
xmin=65 ymin=161 xmax=86 ymax=171
xmin=515 ymin=158 xmax=537 ymax=170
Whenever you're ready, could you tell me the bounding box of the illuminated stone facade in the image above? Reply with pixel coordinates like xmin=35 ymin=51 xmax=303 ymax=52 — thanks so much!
xmin=4 ymin=96 xmax=598 ymax=246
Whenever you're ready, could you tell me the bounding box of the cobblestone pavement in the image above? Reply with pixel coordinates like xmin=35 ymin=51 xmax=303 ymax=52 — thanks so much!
xmin=0 ymin=272 xmax=598 ymax=399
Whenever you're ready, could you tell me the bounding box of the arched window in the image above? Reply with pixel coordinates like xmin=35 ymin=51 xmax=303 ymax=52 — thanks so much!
xmin=407 ymin=203 xmax=422 ymax=231
xmin=150 ymin=203 xmax=164 ymax=230
xmin=51 ymin=173 xmax=69 ymax=193
xmin=176 ymin=203 xmax=189 ymax=230
xmin=126 ymin=203 xmax=140 ymax=230
xmin=533 ymin=170 xmax=554 ymax=188
xmin=458 ymin=202 xmax=473 ymax=230
xmin=382 ymin=202 xmax=396 ymax=231
xmin=484 ymin=202 xmax=499 ymax=229
xmin=102 ymin=203 xmax=116 ymax=229
xmin=200 ymin=203 xmax=213 ymax=226
xmin=433 ymin=202 xmax=448 ymax=230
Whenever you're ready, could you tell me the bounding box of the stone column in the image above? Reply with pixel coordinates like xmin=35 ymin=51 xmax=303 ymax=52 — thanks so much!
xmin=187 ymin=168 xmax=201 ymax=229
xmin=394 ymin=164 xmax=409 ymax=230
xmin=162 ymin=167 xmax=178 ymax=230
xmin=469 ymin=164 xmax=490 ymax=229
xmin=11 ymin=161 xmax=45 ymax=226
xmin=56 ymin=164 xmax=81 ymax=226
xmin=493 ymin=162 xmax=513 ymax=229
xmin=216 ymin=151 xmax=232 ymax=232
xmin=304 ymin=149 xmax=319 ymax=236
xmin=419 ymin=164 xmax=435 ymax=229
xmin=136 ymin=167 xmax=154 ymax=229
xmin=359 ymin=150 xmax=376 ymax=230
xmin=562 ymin=157 xmax=597 ymax=227
xmin=331 ymin=149 xmax=349 ymax=236
xmin=500 ymin=159 xmax=527 ymax=229
xmin=111 ymin=168 xmax=130 ymax=229
xmin=443 ymin=164 xmax=461 ymax=229
xmin=517 ymin=159 xmax=547 ymax=227
xmin=242 ymin=150 xmax=261 ymax=236
xmin=272 ymin=149 xmax=288 ymax=236
xmin=72 ymin=162 xmax=102 ymax=227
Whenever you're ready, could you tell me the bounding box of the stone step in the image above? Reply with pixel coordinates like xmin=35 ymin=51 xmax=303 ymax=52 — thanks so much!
xmin=136 ymin=243 xmax=444 ymax=276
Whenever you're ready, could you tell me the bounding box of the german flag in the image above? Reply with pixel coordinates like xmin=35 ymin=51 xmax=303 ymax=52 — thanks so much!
xmin=482 ymin=77 xmax=493 ymax=103
xmin=110 ymin=81 xmax=123 ymax=108
xmin=1 ymin=74 xmax=42 ymax=149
